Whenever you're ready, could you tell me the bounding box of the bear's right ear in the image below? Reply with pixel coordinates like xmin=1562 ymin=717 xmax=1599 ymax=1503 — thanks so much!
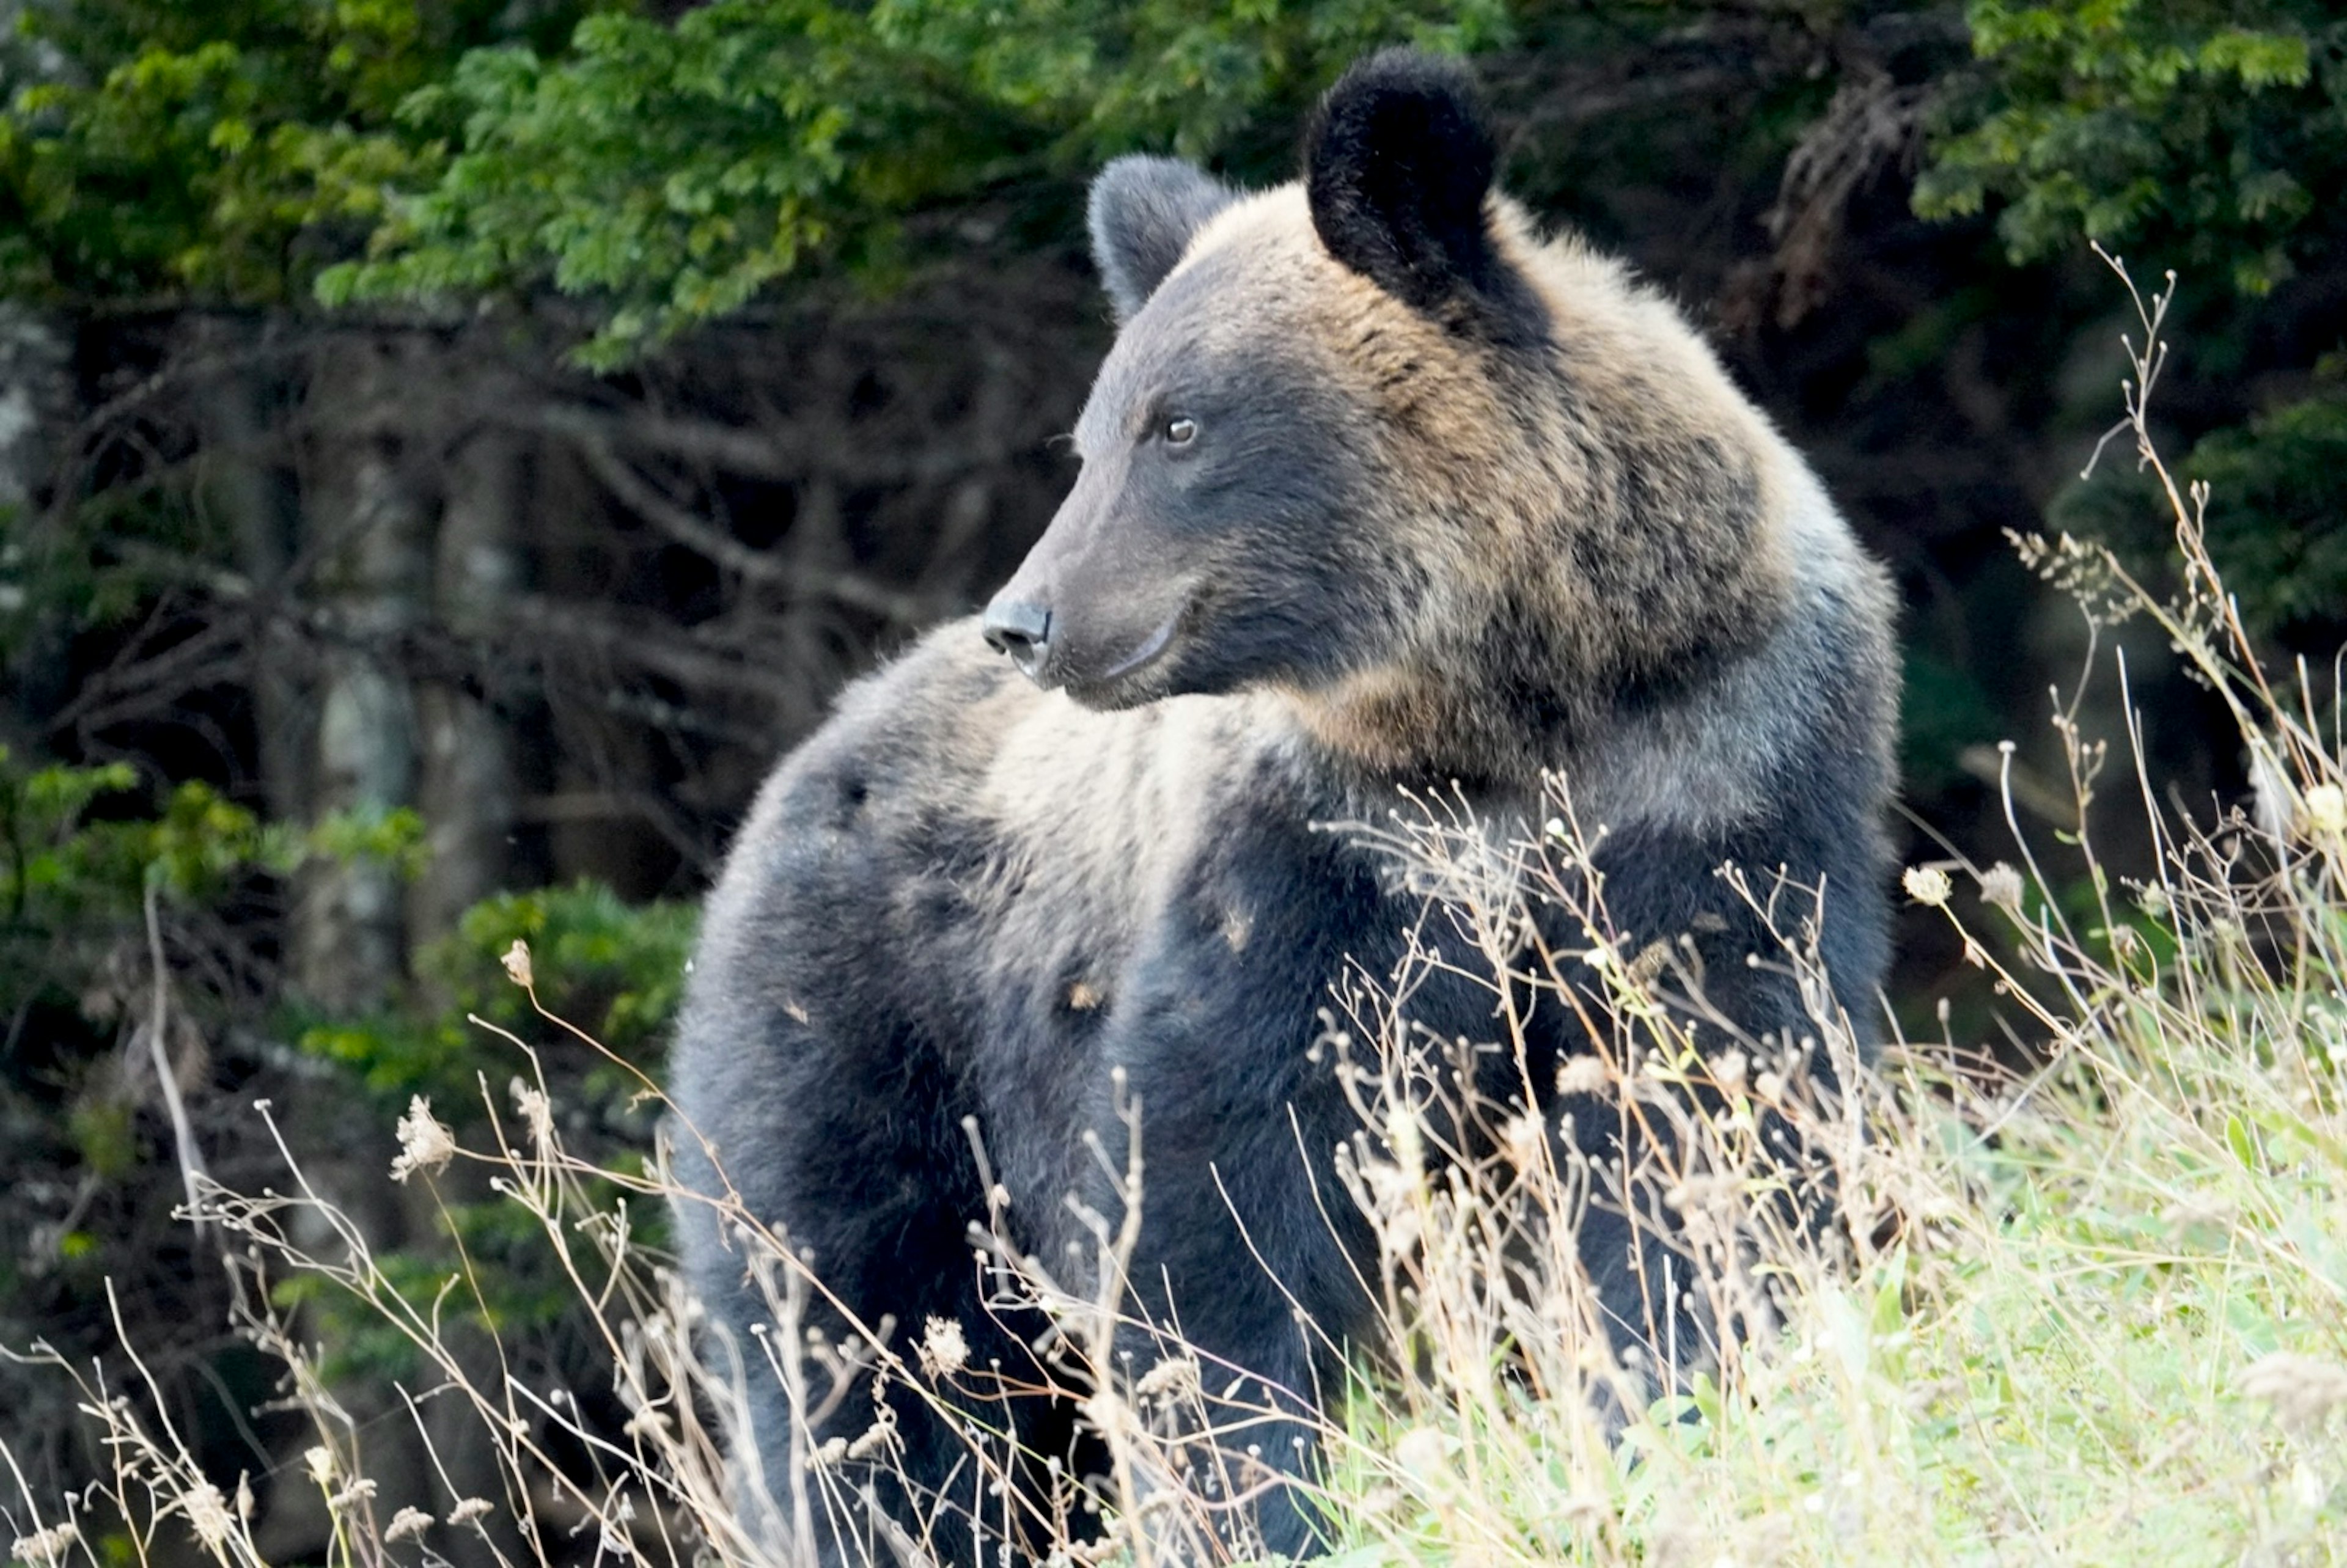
xmin=1088 ymin=156 xmax=1236 ymax=322
xmin=1305 ymin=49 xmax=1542 ymax=343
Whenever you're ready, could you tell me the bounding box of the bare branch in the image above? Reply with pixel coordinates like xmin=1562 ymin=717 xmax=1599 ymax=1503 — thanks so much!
xmin=561 ymin=432 xmax=939 ymax=626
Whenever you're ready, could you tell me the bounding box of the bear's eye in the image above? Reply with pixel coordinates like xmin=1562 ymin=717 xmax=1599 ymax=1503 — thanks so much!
xmin=1161 ymin=416 xmax=1198 ymax=446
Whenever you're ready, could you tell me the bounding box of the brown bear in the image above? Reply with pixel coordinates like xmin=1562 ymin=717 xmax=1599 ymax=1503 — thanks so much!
xmin=669 ymin=47 xmax=1896 ymax=1566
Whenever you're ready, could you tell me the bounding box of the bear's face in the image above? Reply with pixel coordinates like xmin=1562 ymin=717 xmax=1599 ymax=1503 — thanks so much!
xmin=986 ymin=227 xmax=1395 ymax=709
xmin=982 ymin=51 xmax=1551 ymax=713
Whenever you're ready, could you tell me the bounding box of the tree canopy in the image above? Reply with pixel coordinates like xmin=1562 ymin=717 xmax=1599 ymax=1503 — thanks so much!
xmin=8 ymin=2 xmax=2341 ymax=343
xmin=1917 ymin=1 xmax=2346 ymax=293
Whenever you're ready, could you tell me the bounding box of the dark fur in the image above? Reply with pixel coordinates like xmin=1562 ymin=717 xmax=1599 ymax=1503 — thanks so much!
xmin=1304 ymin=48 xmax=1546 ymax=343
xmin=1089 ymin=156 xmax=1237 ymax=322
xmin=670 ymin=50 xmax=1897 ymax=1566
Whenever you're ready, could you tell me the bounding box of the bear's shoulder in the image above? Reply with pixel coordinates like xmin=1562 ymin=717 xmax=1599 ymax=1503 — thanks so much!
xmin=702 ymin=620 xmax=1334 ymax=961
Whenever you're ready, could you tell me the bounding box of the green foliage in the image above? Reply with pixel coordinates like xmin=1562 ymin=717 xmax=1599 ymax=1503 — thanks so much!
xmin=0 ymin=0 xmax=1500 ymax=351
xmin=0 ymin=0 xmax=1504 ymax=351
xmin=23 ymin=764 xmax=417 ymax=907
xmin=0 ymin=0 xmax=608 ymax=303
xmin=0 ymin=744 xmax=428 ymax=1394
xmin=0 ymin=744 xmax=428 ymax=1041
xmin=0 ymin=752 xmax=138 ymax=920
xmin=64 ymin=1094 xmax=136 ymax=1179
xmin=0 ymin=765 xmax=688 ymax=1378
xmin=321 ymin=0 xmax=1509 ymax=363
xmin=1917 ymin=1 xmax=2347 ymax=291
xmin=284 ymin=880 xmax=691 ymax=1382
xmin=2175 ymin=395 xmax=2347 ymax=645
xmin=296 ymin=878 xmax=693 ymax=1103
xmin=2054 ymin=390 xmax=2347 ymax=650
xmin=1899 ymin=647 xmax=2000 ymax=795
xmin=0 ymin=750 xmax=266 ymax=977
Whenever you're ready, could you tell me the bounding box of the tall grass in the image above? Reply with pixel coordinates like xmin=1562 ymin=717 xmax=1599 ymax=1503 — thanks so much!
xmin=9 ymin=258 xmax=2347 ymax=1566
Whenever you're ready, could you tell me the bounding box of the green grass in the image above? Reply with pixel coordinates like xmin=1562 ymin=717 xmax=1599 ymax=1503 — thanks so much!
xmin=1327 ymin=981 xmax=2347 ymax=1564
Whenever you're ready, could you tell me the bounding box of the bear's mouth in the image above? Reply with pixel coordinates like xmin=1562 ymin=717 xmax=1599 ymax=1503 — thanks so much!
xmin=1098 ymin=612 xmax=1181 ymax=682
xmin=1060 ymin=602 xmax=1189 ymax=709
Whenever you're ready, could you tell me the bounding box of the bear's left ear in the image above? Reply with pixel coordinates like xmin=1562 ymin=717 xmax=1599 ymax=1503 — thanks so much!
xmin=1304 ymin=49 xmax=1542 ymax=343
xmin=1089 ymin=156 xmax=1237 ymax=322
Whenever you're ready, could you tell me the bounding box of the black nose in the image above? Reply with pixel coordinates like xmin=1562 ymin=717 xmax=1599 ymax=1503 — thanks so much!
xmin=981 ymin=599 xmax=1052 ymax=680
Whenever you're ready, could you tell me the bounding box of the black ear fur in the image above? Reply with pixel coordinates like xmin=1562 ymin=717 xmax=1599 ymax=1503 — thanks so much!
xmin=1089 ymin=156 xmax=1236 ymax=321
xmin=1304 ymin=49 xmax=1542 ymax=342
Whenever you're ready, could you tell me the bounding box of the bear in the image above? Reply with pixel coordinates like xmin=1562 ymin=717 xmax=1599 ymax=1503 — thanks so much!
xmin=667 ymin=47 xmax=1897 ymax=1567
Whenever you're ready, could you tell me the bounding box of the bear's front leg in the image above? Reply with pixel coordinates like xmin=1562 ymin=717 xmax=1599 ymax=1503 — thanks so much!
xmin=1092 ymin=1016 xmax=1373 ymax=1560
xmin=671 ymin=1021 xmax=1080 ymax=1568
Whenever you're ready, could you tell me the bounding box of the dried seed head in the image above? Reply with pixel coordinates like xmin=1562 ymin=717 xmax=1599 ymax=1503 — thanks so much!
xmin=918 ymin=1316 xmax=969 ymax=1379
xmin=1134 ymin=1357 xmax=1201 ymax=1402
xmin=183 ymin=1484 xmax=233 ymax=1552
xmin=10 ymin=1523 xmax=78 ymax=1567
xmin=510 ymin=1077 xmax=556 ymax=1149
xmin=1502 ymin=1112 xmax=1546 ymax=1170
xmin=2304 ymin=782 xmax=2346 ymax=839
xmin=1555 ymin=1055 xmax=1611 ymax=1097
xmin=1392 ymin=1427 xmax=1453 ymax=1487
xmin=1902 ymin=865 xmax=1953 ymax=907
xmin=326 ymin=1479 xmax=377 ymax=1513
xmin=1977 ymin=862 xmax=2025 ymax=912
xmin=391 ymin=1097 xmax=455 ymax=1183
xmin=501 ymin=939 xmax=534 ymax=989
xmin=1384 ymin=1102 xmax=1424 ymax=1174
xmin=2250 ymin=747 xmax=2294 ymax=842
xmin=384 ymin=1508 xmax=433 ymax=1545
xmin=1081 ymin=1389 xmax=1131 ymax=1440
xmin=844 ymin=1406 xmax=896 ymax=1462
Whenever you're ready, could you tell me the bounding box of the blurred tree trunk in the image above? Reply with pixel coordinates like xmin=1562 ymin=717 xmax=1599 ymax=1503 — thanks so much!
xmin=193 ymin=315 xmax=312 ymax=822
xmin=0 ymin=303 xmax=71 ymax=749
xmin=411 ymin=408 xmax=524 ymax=948
xmin=412 ymin=401 xmax=530 ymax=1568
xmin=0 ymin=305 xmax=64 ymax=512
xmin=295 ymin=331 xmax=432 ymax=1013
xmin=265 ymin=330 xmax=454 ymax=1557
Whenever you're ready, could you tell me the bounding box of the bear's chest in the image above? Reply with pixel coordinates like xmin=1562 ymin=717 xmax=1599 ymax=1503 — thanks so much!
xmin=956 ymin=772 xmax=1398 ymax=1191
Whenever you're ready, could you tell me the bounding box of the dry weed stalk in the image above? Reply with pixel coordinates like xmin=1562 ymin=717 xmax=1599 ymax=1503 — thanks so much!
xmin=1303 ymin=779 xmax=1906 ymax=1563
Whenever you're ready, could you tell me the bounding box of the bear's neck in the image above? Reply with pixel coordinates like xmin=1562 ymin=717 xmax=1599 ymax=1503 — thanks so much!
xmin=1281 ymin=618 xmax=1774 ymax=821
xmin=1283 ymin=660 xmax=1609 ymax=799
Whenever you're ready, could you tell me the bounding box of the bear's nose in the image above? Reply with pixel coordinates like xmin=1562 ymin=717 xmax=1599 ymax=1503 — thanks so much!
xmin=980 ymin=599 xmax=1052 ymax=682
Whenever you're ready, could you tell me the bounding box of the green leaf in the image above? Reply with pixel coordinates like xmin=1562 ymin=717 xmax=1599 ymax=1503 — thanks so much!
xmin=2226 ymin=1112 xmax=2257 ymax=1169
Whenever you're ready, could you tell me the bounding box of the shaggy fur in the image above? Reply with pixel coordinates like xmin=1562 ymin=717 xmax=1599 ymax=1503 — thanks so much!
xmin=669 ymin=48 xmax=1897 ymax=1566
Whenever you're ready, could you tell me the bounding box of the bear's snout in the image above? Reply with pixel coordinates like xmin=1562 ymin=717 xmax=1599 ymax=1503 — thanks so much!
xmin=981 ymin=597 xmax=1054 ymax=684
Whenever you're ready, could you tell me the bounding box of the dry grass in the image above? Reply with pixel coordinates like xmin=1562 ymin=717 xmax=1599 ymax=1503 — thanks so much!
xmin=10 ymin=255 xmax=2347 ymax=1566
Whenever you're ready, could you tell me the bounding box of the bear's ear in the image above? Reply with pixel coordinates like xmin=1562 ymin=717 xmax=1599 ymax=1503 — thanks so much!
xmin=1089 ymin=156 xmax=1236 ymax=322
xmin=1304 ymin=49 xmax=1541 ymax=342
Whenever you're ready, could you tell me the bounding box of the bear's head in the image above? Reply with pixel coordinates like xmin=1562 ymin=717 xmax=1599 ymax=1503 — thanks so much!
xmin=983 ymin=49 xmax=1793 ymax=777
xmin=982 ymin=51 xmax=1549 ymax=705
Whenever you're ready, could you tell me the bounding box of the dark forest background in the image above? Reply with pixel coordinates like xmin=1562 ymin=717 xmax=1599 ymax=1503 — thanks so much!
xmin=2 ymin=0 xmax=2343 ymax=1559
